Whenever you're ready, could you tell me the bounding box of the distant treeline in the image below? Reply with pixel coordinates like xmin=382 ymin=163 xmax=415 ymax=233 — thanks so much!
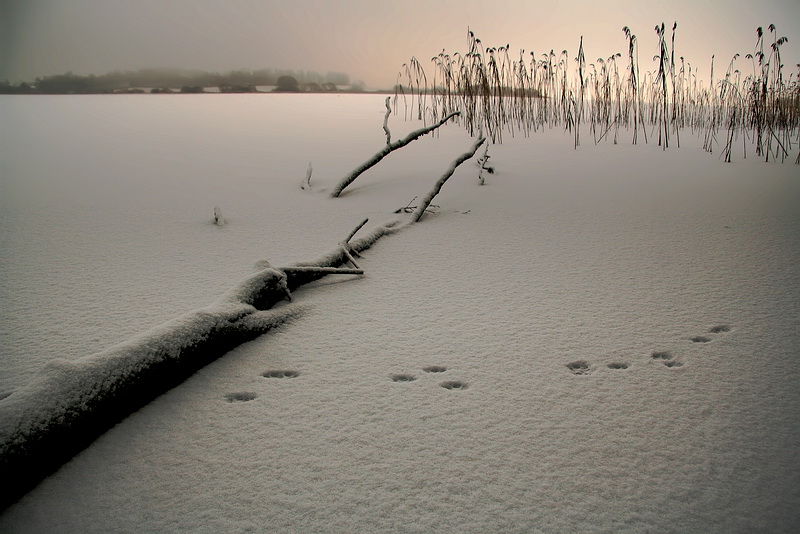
xmin=0 ymin=68 xmax=374 ymax=94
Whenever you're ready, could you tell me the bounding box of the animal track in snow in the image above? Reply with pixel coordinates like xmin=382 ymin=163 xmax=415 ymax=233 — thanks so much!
xmin=391 ymin=367 xmax=468 ymax=388
xmin=262 ymin=370 xmax=300 ymax=379
xmin=566 ymin=360 xmax=591 ymax=375
xmin=569 ymin=323 xmax=732 ymax=376
xmin=651 ymin=351 xmax=673 ymax=360
xmin=390 ymin=373 xmax=417 ymax=382
xmin=225 ymin=392 xmax=257 ymax=403
xmin=687 ymin=324 xmax=732 ymax=344
xmin=709 ymin=324 xmax=732 ymax=334
xmin=651 ymin=351 xmax=684 ymax=367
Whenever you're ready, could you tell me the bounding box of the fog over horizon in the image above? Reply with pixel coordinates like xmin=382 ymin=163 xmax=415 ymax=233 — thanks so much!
xmin=2 ymin=0 xmax=799 ymax=90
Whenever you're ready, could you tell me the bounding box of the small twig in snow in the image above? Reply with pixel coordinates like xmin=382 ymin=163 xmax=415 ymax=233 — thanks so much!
xmin=213 ymin=206 xmax=225 ymax=226
xmin=476 ymin=143 xmax=495 ymax=185
xmin=393 ymin=196 xmax=418 ymax=213
xmin=301 ymin=162 xmax=313 ymax=190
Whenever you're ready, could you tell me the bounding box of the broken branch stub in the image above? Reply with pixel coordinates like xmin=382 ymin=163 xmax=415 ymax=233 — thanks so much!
xmin=301 ymin=162 xmax=313 ymax=190
xmin=383 ymin=96 xmax=392 ymax=145
xmin=330 ymin=111 xmax=461 ymax=198
xmin=213 ymin=207 xmax=225 ymax=226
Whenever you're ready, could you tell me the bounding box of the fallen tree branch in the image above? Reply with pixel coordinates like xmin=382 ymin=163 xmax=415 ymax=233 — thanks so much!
xmin=411 ymin=136 xmax=486 ymax=222
xmin=0 ymin=216 xmax=387 ymax=511
xmin=330 ymin=111 xmax=460 ymax=197
xmin=342 ymin=217 xmax=369 ymax=243
xmin=340 ymin=246 xmax=361 ymax=269
xmin=282 ymin=266 xmax=364 ymax=275
xmin=0 ymin=135 xmax=488 ymax=510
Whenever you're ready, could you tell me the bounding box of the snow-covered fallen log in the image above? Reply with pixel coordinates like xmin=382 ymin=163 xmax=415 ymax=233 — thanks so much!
xmin=0 ymin=132 xmax=483 ymax=510
xmin=9 ymin=206 xmax=404 ymax=515
xmin=0 ymin=215 xmax=407 ymax=510
xmin=0 ymin=269 xmax=302 ymax=510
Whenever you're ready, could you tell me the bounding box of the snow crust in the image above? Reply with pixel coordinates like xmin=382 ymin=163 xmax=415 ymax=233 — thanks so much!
xmin=1 ymin=94 xmax=799 ymax=532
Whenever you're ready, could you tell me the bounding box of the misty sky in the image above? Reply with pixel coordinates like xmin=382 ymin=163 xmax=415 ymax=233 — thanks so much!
xmin=2 ymin=0 xmax=799 ymax=89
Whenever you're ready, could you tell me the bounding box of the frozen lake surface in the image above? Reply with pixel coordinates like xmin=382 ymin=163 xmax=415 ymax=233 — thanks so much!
xmin=1 ymin=94 xmax=799 ymax=531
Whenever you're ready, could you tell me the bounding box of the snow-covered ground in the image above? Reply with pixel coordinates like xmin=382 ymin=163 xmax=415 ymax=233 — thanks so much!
xmin=1 ymin=94 xmax=799 ymax=532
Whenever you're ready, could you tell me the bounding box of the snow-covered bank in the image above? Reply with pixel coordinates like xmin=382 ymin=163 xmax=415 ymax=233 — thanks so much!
xmin=1 ymin=94 xmax=799 ymax=531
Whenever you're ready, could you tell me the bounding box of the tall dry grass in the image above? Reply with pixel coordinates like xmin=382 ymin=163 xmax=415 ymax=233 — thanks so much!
xmin=396 ymin=25 xmax=799 ymax=163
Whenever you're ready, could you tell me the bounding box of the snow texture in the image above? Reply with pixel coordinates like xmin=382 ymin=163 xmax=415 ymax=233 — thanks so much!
xmin=1 ymin=94 xmax=799 ymax=532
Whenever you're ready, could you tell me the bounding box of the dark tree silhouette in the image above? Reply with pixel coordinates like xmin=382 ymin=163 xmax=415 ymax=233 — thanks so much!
xmin=275 ymin=75 xmax=300 ymax=92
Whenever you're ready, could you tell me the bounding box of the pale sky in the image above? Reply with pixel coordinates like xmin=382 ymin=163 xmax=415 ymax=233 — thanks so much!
xmin=2 ymin=0 xmax=799 ymax=89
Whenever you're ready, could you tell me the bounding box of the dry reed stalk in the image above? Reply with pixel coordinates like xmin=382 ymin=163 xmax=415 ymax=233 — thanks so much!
xmin=392 ymin=24 xmax=798 ymax=164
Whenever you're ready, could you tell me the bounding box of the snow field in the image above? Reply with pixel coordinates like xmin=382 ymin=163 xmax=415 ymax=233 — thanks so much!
xmin=1 ymin=93 xmax=799 ymax=531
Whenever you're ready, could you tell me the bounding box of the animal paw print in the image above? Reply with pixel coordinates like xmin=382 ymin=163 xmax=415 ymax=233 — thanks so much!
xmin=651 ymin=351 xmax=684 ymax=368
xmin=565 ymin=360 xmax=592 ymax=375
xmin=565 ymin=360 xmax=629 ymax=374
xmin=566 ymin=323 xmax=733 ymax=375
xmin=709 ymin=324 xmax=732 ymax=334
xmin=262 ymin=370 xmax=300 ymax=378
xmin=224 ymin=391 xmax=257 ymax=403
xmin=690 ymin=324 xmax=733 ymax=343
xmin=390 ymin=366 xmax=468 ymax=390
xmin=657 ymin=323 xmax=734 ymax=369
xmin=390 ymin=373 xmax=417 ymax=382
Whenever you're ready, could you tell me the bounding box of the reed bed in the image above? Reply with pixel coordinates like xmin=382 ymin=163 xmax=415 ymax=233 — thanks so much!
xmin=397 ymin=25 xmax=799 ymax=163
